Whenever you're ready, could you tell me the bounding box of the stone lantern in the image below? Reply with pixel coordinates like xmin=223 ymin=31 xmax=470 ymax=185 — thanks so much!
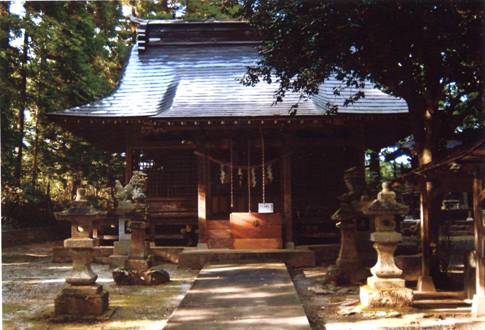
xmin=54 ymin=188 xmax=109 ymax=318
xmin=360 ymin=182 xmax=413 ymax=307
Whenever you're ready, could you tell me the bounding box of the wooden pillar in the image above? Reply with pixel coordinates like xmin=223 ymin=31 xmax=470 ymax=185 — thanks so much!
xmin=472 ymin=169 xmax=485 ymax=316
xmin=417 ymin=179 xmax=436 ymax=291
xmin=197 ymin=147 xmax=208 ymax=248
xmin=281 ymin=142 xmax=294 ymax=248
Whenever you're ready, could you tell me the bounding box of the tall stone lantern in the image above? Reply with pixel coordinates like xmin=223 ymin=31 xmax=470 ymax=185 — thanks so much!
xmin=54 ymin=188 xmax=109 ymax=318
xmin=360 ymin=182 xmax=413 ymax=307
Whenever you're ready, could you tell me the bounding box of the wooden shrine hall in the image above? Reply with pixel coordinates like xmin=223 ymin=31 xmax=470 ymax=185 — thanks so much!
xmin=49 ymin=20 xmax=410 ymax=249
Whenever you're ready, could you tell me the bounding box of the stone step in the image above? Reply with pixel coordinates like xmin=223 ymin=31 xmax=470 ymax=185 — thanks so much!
xmin=412 ymin=299 xmax=470 ymax=308
xmin=178 ymin=248 xmax=315 ymax=269
xmin=413 ymin=291 xmax=465 ymax=300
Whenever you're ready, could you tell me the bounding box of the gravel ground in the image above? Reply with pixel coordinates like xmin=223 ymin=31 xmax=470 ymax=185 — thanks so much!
xmin=3 ymin=241 xmax=485 ymax=330
xmin=2 ymin=241 xmax=198 ymax=330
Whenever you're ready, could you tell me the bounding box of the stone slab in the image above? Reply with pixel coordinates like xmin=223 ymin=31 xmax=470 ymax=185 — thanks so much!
xmin=178 ymin=248 xmax=315 ymax=269
xmin=165 ymin=262 xmax=311 ymax=330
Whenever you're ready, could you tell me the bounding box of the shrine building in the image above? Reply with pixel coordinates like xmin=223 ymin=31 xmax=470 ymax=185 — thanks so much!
xmin=49 ymin=20 xmax=410 ymax=249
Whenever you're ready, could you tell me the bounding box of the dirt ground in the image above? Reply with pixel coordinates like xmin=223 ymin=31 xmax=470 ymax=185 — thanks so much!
xmin=291 ymin=265 xmax=485 ymax=330
xmin=2 ymin=241 xmax=199 ymax=330
xmin=3 ymin=241 xmax=485 ymax=330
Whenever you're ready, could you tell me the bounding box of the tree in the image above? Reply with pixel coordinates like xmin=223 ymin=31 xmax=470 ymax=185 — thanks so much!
xmin=0 ymin=2 xmax=20 ymax=186
xmin=1 ymin=1 xmax=129 ymax=228
xmin=241 ymin=1 xmax=483 ymax=167
xmin=242 ymin=1 xmax=483 ymax=287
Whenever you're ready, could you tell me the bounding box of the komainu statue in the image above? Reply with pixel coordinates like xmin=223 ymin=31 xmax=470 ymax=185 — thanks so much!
xmin=328 ymin=167 xmax=370 ymax=284
xmin=114 ymin=171 xmax=148 ymax=214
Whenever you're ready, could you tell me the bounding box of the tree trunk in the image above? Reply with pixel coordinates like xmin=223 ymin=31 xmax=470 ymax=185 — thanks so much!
xmin=31 ymin=107 xmax=40 ymax=191
xmin=15 ymin=29 xmax=29 ymax=187
xmin=412 ymin=103 xmax=442 ymax=291
xmin=32 ymin=53 xmax=47 ymax=192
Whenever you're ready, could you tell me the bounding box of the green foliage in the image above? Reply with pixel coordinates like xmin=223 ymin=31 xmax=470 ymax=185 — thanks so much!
xmin=242 ymin=1 xmax=484 ymax=164
xmin=185 ymin=0 xmax=241 ymax=20
xmin=1 ymin=0 xmax=245 ymax=229
xmin=125 ymin=0 xmax=242 ymax=20
xmin=1 ymin=1 xmax=130 ymax=228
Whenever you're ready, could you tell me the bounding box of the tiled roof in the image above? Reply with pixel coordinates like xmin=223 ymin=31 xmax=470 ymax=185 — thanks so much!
xmin=51 ymin=22 xmax=408 ymax=119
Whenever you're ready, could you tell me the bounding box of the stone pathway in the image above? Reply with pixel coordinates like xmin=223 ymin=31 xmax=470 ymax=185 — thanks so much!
xmin=164 ymin=262 xmax=311 ymax=329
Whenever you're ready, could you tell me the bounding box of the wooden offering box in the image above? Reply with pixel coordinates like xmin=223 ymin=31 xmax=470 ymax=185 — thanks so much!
xmin=229 ymin=213 xmax=282 ymax=249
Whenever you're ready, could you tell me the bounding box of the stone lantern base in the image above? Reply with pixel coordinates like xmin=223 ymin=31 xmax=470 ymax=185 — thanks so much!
xmin=55 ymin=284 xmax=109 ymax=318
xmin=360 ymin=277 xmax=413 ymax=307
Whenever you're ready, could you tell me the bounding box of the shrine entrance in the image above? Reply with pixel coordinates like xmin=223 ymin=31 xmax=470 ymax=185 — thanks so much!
xmin=201 ymin=133 xmax=285 ymax=249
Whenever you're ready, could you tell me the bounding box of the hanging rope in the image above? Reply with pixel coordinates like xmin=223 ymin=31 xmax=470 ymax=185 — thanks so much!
xmin=260 ymin=127 xmax=266 ymax=203
xmin=193 ymin=151 xmax=283 ymax=169
xmin=230 ymin=138 xmax=234 ymax=209
xmin=247 ymin=140 xmax=251 ymax=212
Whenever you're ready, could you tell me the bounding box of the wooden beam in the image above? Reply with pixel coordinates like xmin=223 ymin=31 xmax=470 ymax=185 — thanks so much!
xmin=472 ymin=168 xmax=485 ymax=316
xmin=196 ymin=143 xmax=208 ymax=248
xmin=281 ymin=141 xmax=294 ymax=248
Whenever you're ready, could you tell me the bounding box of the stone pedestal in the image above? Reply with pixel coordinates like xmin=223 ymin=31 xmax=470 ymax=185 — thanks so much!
xmin=55 ymin=284 xmax=109 ymax=318
xmin=359 ymin=183 xmax=413 ymax=308
xmin=329 ymin=167 xmax=369 ymax=284
xmin=126 ymin=220 xmax=151 ymax=272
xmin=113 ymin=213 xmax=168 ymax=285
xmin=54 ymin=189 xmax=109 ymax=319
xmin=336 ymin=223 xmax=360 ymax=270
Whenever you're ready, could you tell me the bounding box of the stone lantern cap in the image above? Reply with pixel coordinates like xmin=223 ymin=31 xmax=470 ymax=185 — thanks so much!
xmin=363 ymin=182 xmax=409 ymax=216
xmin=54 ymin=188 xmax=107 ymax=226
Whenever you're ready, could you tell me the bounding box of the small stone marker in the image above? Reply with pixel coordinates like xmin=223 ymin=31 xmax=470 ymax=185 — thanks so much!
xmin=109 ymin=217 xmax=131 ymax=269
xmin=360 ymin=182 xmax=413 ymax=307
xmin=54 ymin=188 xmax=109 ymax=318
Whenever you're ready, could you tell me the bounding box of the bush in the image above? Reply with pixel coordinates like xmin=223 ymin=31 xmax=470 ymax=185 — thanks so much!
xmin=1 ymin=184 xmax=56 ymax=230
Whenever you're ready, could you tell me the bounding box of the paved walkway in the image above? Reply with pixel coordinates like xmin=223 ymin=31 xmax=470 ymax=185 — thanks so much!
xmin=164 ymin=262 xmax=311 ymax=329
